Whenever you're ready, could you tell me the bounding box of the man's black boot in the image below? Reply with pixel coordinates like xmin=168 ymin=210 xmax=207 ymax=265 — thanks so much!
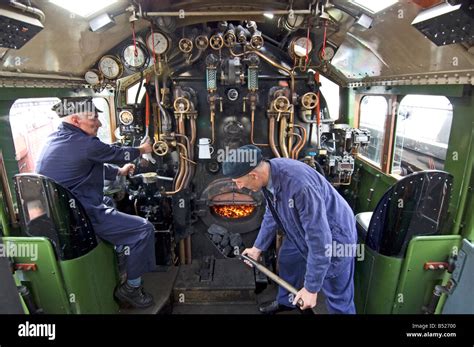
xmin=258 ymin=300 xmax=296 ymax=314
xmin=114 ymin=283 xmax=154 ymax=309
xmin=115 ymin=249 xmax=127 ymax=284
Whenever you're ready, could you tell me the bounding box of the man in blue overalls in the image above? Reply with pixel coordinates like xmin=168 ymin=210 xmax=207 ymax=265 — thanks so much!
xmin=223 ymin=145 xmax=357 ymax=314
xmin=36 ymin=97 xmax=156 ymax=309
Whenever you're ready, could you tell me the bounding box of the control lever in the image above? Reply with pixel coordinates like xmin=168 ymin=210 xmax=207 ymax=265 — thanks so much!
xmin=142 ymin=92 xmax=156 ymax=164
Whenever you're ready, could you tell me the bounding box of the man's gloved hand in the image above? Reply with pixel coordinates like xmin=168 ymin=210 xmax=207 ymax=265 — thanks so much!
xmin=118 ymin=163 xmax=136 ymax=176
xmin=241 ymin=246 xmax=262 ymax=267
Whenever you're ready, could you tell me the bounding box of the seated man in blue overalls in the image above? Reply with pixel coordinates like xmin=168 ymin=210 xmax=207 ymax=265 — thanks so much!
xmin=223 ymin=145 xmax=357 ymax=314
xmin=36 ymin=97 xmax=155 ymax=309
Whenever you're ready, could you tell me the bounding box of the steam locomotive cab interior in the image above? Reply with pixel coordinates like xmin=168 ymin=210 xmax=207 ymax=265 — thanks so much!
xmin=0 ymin=0 xmax=473 ymax=315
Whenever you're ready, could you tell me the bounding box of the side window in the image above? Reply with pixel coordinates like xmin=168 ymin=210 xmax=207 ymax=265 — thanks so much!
xmin=126 ymin=79 xmax=146 ymax=105
xmin=9 ymin=97 xmax=112 ymax=173
xmin=392 ymin=95 xmax=453 ymax=176
xmin=319 ymin=75 xmax=340 ymax=120
xmin=10 ymin=98 xmax=61 ymax=173
xmin=358 ymin=96 xmax=388 ymax=167
xmin=93 ymin=97 xmax=112 ymax=144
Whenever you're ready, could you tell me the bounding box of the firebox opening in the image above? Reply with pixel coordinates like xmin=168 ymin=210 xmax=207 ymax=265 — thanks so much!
xmin=209 ymin=192 xmax=256 ymax=219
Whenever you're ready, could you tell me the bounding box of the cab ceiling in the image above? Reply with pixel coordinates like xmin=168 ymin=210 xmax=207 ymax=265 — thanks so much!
xmin=0 ymin=0 xmax=473 ymax=86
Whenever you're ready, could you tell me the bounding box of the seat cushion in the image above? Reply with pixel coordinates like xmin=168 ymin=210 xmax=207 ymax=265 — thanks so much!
xmin=355 ymin=212 xmax=373 ymax=241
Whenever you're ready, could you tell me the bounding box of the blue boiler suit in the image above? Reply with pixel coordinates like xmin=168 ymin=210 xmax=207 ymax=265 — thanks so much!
xmin=36 ymin=122 xmax=156 ymax=279
xmin=255 ymin=158 xmax=357 ymax=313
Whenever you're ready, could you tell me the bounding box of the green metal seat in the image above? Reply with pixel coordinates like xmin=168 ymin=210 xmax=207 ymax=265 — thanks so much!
xmin=354 ymin=170 xmax=458 ymax=313
xmin=10 ymin=173 xmax=119 ymax=313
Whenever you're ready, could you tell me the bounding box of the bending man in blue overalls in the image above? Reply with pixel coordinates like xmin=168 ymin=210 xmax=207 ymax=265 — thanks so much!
xmin=36 ymin=97 xmax=155 ymax=309
xmin=223 ymin=145 xmax=357 ymax=314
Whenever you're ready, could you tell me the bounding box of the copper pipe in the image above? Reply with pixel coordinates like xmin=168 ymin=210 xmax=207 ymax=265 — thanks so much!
xmin=288 ymin=106 xmax=295 ymax=156
xmin=279 ymin=116 xmax=289 ymax=158
xmin=175 ymin=116 xmax=187 ymax=190
xmin=179 ymin=239 xmax=186 ymax=265
xmin=289 ymin=132 xmax=302 ymax=159
xmin=165 ymin=143 xmax=188 ymax=195
xmin=175 ymin=133 xmax=192 ymax=188
xmin=293 ymin=124 xmax=308 ymax=159
xmin=210 ymin=109 xmax=216 ymax=144
xmin=269 ymin=117 xmax=281 ymax=158
xmin=251 ymin=108 xmax=270 ymax=147
xmin=185 ymin=236 xmax=192 ymax=264
xmin=250 ymin=50 xmax=295 ymax=156
xmin=187 ymin=116 xmax=197 ymax=187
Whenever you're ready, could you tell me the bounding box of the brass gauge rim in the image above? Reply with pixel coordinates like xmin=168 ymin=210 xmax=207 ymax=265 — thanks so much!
xmin=98 ymin=55 xmax=123 ymax=80
xmin=119 ymin=110 xmax=134 ymax=126
xmin=288 ymin=37 xmax=312 ymax=59
xmin=84 ymin=69 xmax=103 ymax=86
xmin=121 ymin=41 xmax=150 ymax=71
xmin=146 ymin=31 xmax=170 ymax=55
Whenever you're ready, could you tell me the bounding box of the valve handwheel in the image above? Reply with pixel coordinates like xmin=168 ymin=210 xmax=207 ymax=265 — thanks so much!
xmin=301 ymin=92 xmax=319 ymax=110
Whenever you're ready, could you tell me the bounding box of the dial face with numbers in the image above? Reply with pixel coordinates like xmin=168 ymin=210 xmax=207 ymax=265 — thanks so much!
xmin=292 ymin=37 xmax=313 ymax=58
xmin=84 ymin=70 xmax=101 ymax=85
xmin=119 ymin=110 xmax=134 ymax=125
xmin=122 ymin=43 xmax=148 ymax=70
xmin=320 ymin=46 xmax=335 ymax=61
xmin=98 ymin=55 xmax=122 ymax=80
xmin=146 ymin=32 xmax=169 ymax=55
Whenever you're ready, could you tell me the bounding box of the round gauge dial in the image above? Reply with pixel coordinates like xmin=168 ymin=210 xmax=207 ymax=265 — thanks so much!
xmin=146 ymin=32 xmax=169 ymax=55
xmin=84 ymin=69 xmax=102 ymax=85
xmin=99 ymin=55 xmax=123 ymax=80
xmin=291 ymin=37 xmax=313 ymax=58
xmin=320 ymin=46 xmax=335 ymax=61
xmin=121 ymin=42 xmax=150 ymax=71
xmin=119 ymin=110 xmax=134 ymax=126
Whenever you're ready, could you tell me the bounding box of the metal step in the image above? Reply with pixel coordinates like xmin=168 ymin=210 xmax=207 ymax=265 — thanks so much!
xmin=173 ymin=257 xmax=256 ymax=305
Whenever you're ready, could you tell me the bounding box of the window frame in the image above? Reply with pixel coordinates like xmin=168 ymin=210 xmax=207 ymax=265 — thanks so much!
xmin=356 ymin=94 xmax=395 ymax=171
xmin=356 ymin=92 xmax=454 ymax=179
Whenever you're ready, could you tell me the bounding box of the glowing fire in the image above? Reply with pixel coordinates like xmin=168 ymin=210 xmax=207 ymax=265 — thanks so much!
xmin=212 ymin=205 xmax=255 ymax=219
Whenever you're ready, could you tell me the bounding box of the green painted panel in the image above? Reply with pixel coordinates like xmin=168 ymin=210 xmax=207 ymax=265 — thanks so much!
xmin=2 ymin=236 xmax=71 ymax=313
xmin=392 ymin=235 xmax=461 ymax=314
xmin=354 ymin=245 xmax=403 ymax=314
xmin=59 ymin=242 xmax=119 ymax=314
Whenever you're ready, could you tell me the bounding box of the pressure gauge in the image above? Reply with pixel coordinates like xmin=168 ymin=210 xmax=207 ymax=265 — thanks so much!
xmin=320 ymin=46 xmax=335 ymax=61
xmin=121 ymin=42 xmax=150 ymax=71
xmin=119 ymin=110 xmax=134 ymax=126
xmin=84 ymin=69 xmax=102 ymax=86
xmin=146 ymin=31 xmax=170 ymax=55
xmin=98 ymin=55 xmax=123 ymax=80
xmin=290 ymin=37 xmax=313 ymax=58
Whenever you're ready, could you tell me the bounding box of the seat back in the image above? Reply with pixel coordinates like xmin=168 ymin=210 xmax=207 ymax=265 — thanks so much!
xmin=365 ymin=170 xmax=453 ymax=257
xmin=14 ymin=173 xmax=98 ymax=260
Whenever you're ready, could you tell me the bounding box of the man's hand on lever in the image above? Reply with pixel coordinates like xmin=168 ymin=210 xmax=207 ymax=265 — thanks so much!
xmin=118 ymin=163 xmax=136 ymax=176
xmin=293 ymin=287 xmax=318 ymax=310
xmin=241 ymin=246 xmax=262 ymax=267
xmin=139 ymin=137 xmax=153 ymax=155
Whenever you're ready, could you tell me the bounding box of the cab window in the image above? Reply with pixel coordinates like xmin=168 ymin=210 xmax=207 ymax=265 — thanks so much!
xmin=358 ymin=95 xmax=388 ymax=167
xmin=9 ymin=97 xmax=112 ymax=173
xmin=392 ymin=95 xmax=453 ymax=176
